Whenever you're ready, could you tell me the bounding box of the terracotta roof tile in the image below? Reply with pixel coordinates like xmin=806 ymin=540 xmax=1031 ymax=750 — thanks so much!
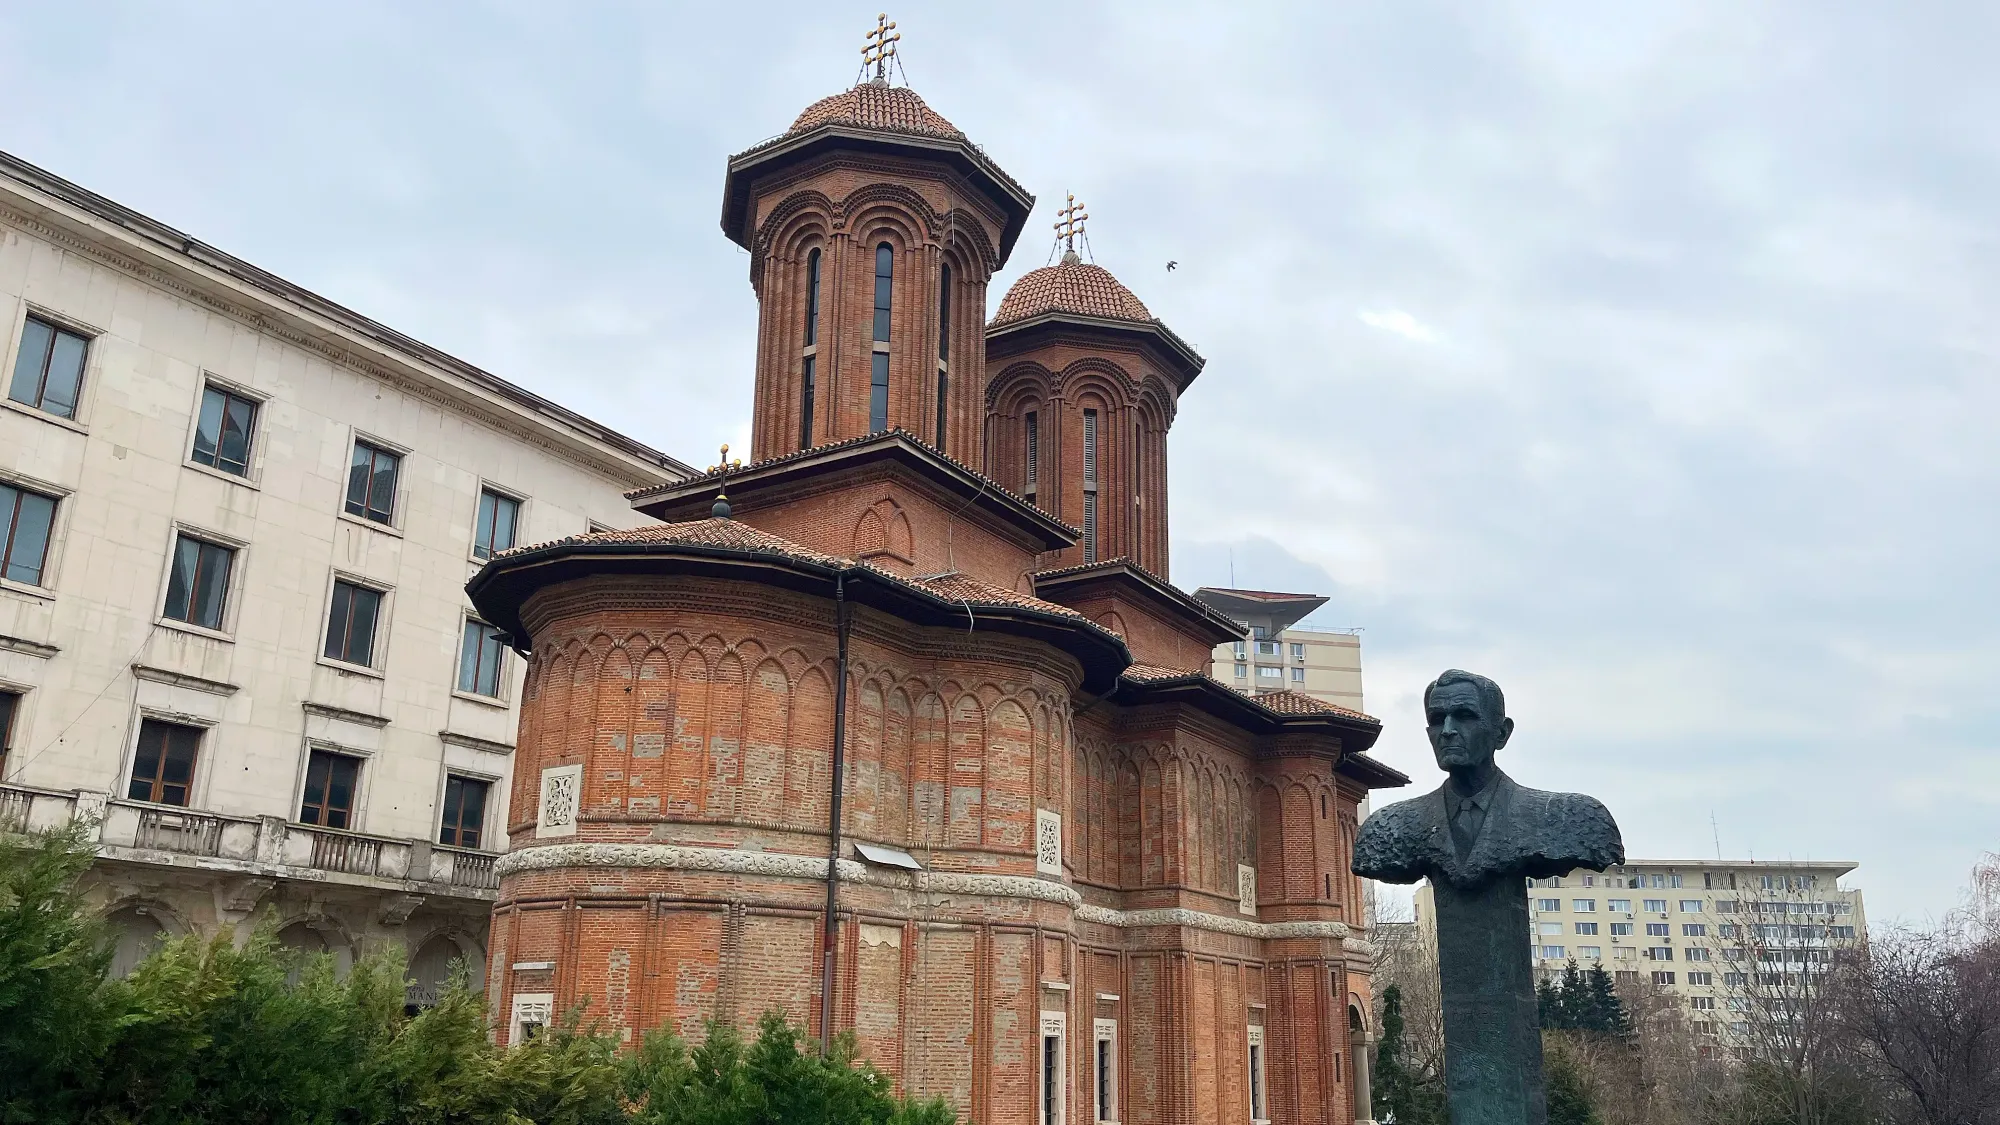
xmin=913 ymin=572 xmax=1088 ymax=622
xmin=1122 ymin=662 xmax=1201 ymax=683
xmin=789 ymin=82 xmax=962 ymax=140
xmin=1252 ymin=690 xmax=1377 ymax=722
xmin=993 ymin=258 xmax=1153 ymax=327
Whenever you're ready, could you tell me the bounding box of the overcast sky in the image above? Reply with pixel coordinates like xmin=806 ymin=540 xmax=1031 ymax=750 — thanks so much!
xmin=5 ymin=2 xmax=1995 ymax=923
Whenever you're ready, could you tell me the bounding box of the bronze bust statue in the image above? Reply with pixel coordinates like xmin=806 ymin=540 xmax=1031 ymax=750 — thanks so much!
xmin=1354 ymin=669 xmax=1623 ymax=1125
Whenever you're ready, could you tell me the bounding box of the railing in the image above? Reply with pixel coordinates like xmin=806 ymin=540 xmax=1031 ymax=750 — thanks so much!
xmin=134 ymin=808 xmax=224 ymax=856
xmin=437 ymin=847 xmax=500 ymax=891
xmin=306 ymin=828 xmax=387 ymax=878
xmin=4 ymin=783 xmax=499 ymax=897
xmin=0 ymin=786 xmax=29 ymax=833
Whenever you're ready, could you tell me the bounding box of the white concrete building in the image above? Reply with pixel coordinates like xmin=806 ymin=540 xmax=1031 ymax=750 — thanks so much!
xmin=0 ymin=150 xmax=690 ymax=998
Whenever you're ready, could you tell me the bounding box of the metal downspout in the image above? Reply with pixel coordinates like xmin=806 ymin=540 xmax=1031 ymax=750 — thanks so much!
xmin=819 ymin=573 xmax=852 ymax=1051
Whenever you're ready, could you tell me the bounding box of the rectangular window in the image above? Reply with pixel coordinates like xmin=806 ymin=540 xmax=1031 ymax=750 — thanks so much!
xmin=8 ymin=315 xmax=87 ymax=419
xmin=800 ymin=355 xmax=816 ymax=447
xmin=1541 ymin=945 xmax=1565 ymax=959
xmin=190 ymin=384 xmax=258 ymax=476
xmin=1042 ymin=1027 xmax=1062 ymax=1125
xmin=459 ymin=618 xmax=507 ymax=697
xmin=0 ymin=482 xmax=58 ymax=586
xmin=345 ymin=439 xmax=401 ymax=524
xmin=1232 ymin=641 xmax=1247 ymax=659
xmin=1611 ymin=922 xmax=1633 ymax=936
xmin=1614 ymin=946 xmax=1637 ymax=960
xmin=873 ymin=245 xmax=894 ymax=343
xmin=1578 ymin=945 xmax=1602 ymax=959
xmin=1653 ymin=972 xmax=1676 ymax=986
xmin=1647 ymin=947 xmax=1674 ymax=960
xmin=473 ymin=489 xmax=520 ymax=560
xmin=1256 ymin=665 xmax=1282 ymax=680
xmin=438 ymin=774 xmax=490 ymax=849
xmin=299 ymin=749 xmax=361 ymax=829
xmin=1248 ymin=1027 xmax=1267 ymax=1121
xmin=1683 ymin=923 xmax=1707 ymax=937
xmin=162 ymin=533 xmax=234 ymax=630
xmin=1538 ymin=922 xmax=1564 ymax=936
xmin=1094 ymin=1021 xmax=1117 ymax=1124
xmin=1685 ymin=947 xmax=1712 ymax=962
xmin=1616 ymin=970 xmax=1640 ymax=983
xmin=1537 ymin=898 xmax=1561 ymax=912
xmin=1652 ymin=875 xmax=1667 ymax=888
xmin=1670 ymin=874 xmax=1683 ymax=888
xmin=1680 ymin=899 xmax=1704 ymax=913
xmin=1574 ymin=899 xmax=1596 ymax=912
xmin=869 ymin=351 xmax=890 ymax=433
xmin=0 ymin=689 xmax=19 ymax=775
xmin=1234 ymin=663 xmax=1248 ymax=680
xmin=1688 ymin=971 xmax=1714 ymax=986
xmin=1290 ymin=642 xmax=1304 ymax=659
xmin=1256 ymin=640 xmax=1280 ymax=656
xmin=1575 ymin=922 xmax=1598 ymax=935
xmin=1644 ymin=898 xmax=1669 ymax=913
xmin=1647 ymin=923 xmax=1670 ymax=936
xmin=1608 ymin=898 xmax=1632 ymax=912
xmin=128 ymin=719 xmax=201 ymax=806
xmin=324 ymin=580 xmax=384 ymax=667
xmin=1290 ymin=666 xmax=1305 ymax=682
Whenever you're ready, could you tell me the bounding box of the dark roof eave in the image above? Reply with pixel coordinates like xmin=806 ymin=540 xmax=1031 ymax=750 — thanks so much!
xmin=1033 ymin=562 xmax=1246 ymax=645
xmin=1338 ymin=752 xmax=1410 ymax=789
xmin=985 ymin=310 xmax=1205 ymax=390
xmin=721 ymin=124 xmax=1035 ymax=262
xmin=1112 ymin=674 xmax=1385 ymax=753
xmin=465 ymin=539 xmax=1131 ymax=695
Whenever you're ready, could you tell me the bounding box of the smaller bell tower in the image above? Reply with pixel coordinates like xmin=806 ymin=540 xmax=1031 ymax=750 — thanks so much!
xmin=985 ymin=200 xmax=1204 ymax=577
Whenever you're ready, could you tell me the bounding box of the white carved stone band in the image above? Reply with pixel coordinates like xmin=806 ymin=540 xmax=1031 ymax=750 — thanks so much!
xmin=496 ymin=843 xmax=1350 ymax=942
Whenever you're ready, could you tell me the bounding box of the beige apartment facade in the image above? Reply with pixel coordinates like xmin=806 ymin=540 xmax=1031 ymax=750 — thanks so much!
xmin=1195 ymin=586 xmax=1366 ymax=711
xmin=1414 ymin=858 xmax=1864 ymax=1051
xmin=0 ymin=151 xmax=689 ymax=994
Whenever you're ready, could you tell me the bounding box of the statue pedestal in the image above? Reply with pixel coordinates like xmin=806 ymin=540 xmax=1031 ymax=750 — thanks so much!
xmin=1434 ymin=877 xmax=1546 ymax=1125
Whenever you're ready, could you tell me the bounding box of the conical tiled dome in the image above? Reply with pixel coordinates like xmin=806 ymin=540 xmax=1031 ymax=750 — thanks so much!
xmin=991 ymin=256 xmax=1154 ymax=327
xmin=788 ymin=81 xmax=963 ymax=140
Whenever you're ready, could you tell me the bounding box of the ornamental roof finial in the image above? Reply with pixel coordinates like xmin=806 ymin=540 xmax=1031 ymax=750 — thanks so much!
xmin=1054 ymin=192 xmax=1088 ymax=265
xmin=862 ymin=14 xmax=901 ymax=84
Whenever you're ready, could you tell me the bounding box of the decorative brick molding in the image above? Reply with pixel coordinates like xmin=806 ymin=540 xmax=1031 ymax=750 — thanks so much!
xmin=495 ymin=843 xmax=1351 ymax=942
xmin=1074 ymin=903 xmax=1350 ymax=941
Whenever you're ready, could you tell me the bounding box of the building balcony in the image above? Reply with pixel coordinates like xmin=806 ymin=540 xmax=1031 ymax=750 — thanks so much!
xmin=0 ymin=782 xmax=499 ymax=903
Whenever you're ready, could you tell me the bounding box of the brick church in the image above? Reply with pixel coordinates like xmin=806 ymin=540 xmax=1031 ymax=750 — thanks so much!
xmin=467 ymin=25 xmax=1408 ymax=1125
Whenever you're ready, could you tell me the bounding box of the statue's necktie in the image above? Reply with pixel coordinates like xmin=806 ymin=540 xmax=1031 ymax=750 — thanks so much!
xmin=1452 ymin=798 xmax=1484 ymax=853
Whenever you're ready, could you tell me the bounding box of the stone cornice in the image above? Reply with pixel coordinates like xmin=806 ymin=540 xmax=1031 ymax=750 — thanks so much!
xmin=495 ymin=843 xmax=1350 ymax=943
xmin=131 ymin=663 xmax=239 ymax=696
xmin=0 ymin=633 xmax=59 ymax=659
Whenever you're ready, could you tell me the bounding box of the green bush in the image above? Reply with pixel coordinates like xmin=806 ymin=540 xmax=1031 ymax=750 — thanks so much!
xmin=0 ymin=826 xmax=952 ymax=1125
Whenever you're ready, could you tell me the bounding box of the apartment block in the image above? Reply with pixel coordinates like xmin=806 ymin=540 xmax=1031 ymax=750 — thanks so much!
xmin=1415 ymin=859 xmax=1864 ymax=1049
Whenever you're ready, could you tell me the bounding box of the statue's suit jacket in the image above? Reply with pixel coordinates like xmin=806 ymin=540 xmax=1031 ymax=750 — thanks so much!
xmin=1352 ymin=768 xmax=1623 ymax=891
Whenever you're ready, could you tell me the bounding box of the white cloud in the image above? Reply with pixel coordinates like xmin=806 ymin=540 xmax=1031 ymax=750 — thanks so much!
xmin=1358 ymin=307 xmax=1443 ymax=344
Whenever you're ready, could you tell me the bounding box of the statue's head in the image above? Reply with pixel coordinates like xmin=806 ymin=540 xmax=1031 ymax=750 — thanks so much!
xmin=1423 ymin=669 xmax=1513 ymax=775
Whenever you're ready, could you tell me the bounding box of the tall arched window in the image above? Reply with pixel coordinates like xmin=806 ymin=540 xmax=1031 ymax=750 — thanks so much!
xmin=1025 ymin=410 xmax=1039 ymax=505
xmin=935 ymin=263 xmax=951 ymax=453
xmin=1082 ymin=408 xmax=1099 ymax=563
xmin=801 ymin=248 xmax=821 ymax=448
xmin=870 ymin=243 xmax=893 ymax=432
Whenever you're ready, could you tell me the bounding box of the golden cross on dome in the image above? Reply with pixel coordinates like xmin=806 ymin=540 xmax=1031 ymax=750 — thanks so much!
xmin=863 ymin=14 xmax=900 ymax=81
xmin=1054 ymin=193 xmax=1088 ymax=254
